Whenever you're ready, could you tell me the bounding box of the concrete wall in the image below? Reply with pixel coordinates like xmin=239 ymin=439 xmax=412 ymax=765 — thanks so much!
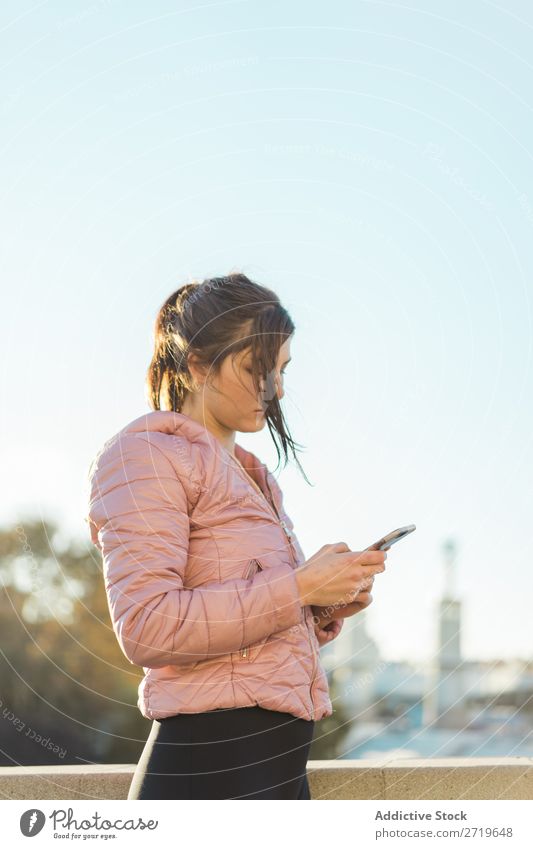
xmin=1 ymin=758 xmax=532 ymax=800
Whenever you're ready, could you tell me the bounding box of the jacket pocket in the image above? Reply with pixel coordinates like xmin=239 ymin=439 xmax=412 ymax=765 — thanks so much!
xmin=239 ymin=559 xmax=268 ymax=661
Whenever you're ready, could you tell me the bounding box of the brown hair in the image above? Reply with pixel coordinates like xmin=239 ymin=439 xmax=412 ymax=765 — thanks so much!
xmin=146 ymin=272 xmax=309 ymax=478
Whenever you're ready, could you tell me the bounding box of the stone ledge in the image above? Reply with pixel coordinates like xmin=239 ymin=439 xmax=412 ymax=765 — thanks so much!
xmin=1 ymin=759 xmax=532 ymax=800
xmin=307 ymin=758 xmax=533 ymax=800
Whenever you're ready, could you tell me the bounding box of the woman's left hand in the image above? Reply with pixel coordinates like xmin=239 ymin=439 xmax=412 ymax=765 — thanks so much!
xmin=313 ymin=617 xmax=344 ymax=646
xmin=311 ymin=581 xmax=375 ymax=646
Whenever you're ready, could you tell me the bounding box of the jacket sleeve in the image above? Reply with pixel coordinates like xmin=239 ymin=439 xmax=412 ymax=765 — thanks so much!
xmin=86 ymin=433 xmax=305 ymax=668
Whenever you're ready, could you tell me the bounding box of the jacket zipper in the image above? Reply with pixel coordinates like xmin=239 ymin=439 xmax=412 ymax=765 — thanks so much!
xmin=266 ymin=480 xmax=318 ymax=719
xmin=225 ymin=454 xmax=285 ymax=660
xmin=229 ymin=457 xmax=318 ymax=716
xmin=241 ymin=558 xmax=263 ymax=657
xmin=229 ymin=453 xmax=289 ymax=531
xmin=226 ymin=450 xmax=296 ymax=547
xmin=264 ymin=477 xmax=319 ymax=719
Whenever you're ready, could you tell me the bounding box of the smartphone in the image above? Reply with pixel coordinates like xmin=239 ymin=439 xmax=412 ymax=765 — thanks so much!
xmin=366 ymin=524 xmax=416 ymax=552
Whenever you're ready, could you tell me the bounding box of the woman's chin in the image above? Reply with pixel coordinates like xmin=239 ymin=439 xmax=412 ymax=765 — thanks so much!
xmin=241 ymin=410 xmax=267 ymax=431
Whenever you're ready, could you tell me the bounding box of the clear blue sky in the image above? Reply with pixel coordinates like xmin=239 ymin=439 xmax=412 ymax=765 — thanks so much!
xmin=1 ymin=0 xmax=531 ymax=662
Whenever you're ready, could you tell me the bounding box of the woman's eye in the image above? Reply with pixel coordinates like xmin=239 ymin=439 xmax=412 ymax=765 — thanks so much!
xmin=244 ymin=365 xmax=285 ymax=377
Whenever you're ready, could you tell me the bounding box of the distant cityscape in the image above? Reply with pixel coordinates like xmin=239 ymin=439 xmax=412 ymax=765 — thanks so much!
xmin=321 ymin=538 xmax=533 ymax=758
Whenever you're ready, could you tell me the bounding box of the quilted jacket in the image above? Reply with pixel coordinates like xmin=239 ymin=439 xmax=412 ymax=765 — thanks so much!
xmin=85 ymin=410 xmax=332 ymax=722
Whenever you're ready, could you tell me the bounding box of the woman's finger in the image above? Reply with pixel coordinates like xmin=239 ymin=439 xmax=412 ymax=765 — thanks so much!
xmin=338 ymin=593 xmax=373 ymax=614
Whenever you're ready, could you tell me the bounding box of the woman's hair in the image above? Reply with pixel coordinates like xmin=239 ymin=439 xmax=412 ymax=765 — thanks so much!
xmin=146 ymin=272 xmax=309 ymax=478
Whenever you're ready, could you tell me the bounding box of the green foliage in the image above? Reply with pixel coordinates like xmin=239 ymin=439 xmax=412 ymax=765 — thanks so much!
xmin=0 ymin=518 xmax=149 ymax=765
xmin=309 ymin=673 xmax=353 ymax=760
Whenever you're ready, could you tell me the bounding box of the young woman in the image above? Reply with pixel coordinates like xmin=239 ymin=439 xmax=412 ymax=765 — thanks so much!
xmin=86 ymin=272 xmax=386 ymax=800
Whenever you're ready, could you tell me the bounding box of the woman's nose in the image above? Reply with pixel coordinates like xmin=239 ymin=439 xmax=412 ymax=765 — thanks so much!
xmin=258 ymin=369 xmax=284 ymax=404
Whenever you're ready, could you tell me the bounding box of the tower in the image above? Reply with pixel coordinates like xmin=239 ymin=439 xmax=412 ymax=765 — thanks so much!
xmin=423 ymin=538 xmax=465 ymax=726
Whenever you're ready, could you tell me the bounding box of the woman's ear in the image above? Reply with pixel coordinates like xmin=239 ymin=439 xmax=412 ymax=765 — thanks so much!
xmin=187 ymin=353 xmax=208 ymax=388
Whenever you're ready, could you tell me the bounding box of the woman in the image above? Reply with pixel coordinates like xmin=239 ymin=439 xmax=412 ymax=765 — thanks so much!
xmin=86 ymin=272 xmax=386 ymax=800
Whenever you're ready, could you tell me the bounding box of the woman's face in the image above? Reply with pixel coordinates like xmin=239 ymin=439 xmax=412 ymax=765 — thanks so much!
xmin=183 ymin=335 xmax=292 ymax=435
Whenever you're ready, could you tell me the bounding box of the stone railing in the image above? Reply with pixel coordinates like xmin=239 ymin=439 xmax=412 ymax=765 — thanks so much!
xmin=1 ymin=758 xmax=532 ymax=799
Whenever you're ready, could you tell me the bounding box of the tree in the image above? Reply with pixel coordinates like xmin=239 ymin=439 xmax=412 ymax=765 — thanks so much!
xmin=0 ymin=517 xmax=148 ymax=766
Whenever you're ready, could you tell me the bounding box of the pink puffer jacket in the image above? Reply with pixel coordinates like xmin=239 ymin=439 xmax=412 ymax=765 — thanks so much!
xmin=85 ymin=410 xmax=332 ymax=722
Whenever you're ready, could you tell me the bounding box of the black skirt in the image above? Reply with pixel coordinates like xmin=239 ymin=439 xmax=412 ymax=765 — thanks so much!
xmin=127 ymin=705 xmax=315 ymax=800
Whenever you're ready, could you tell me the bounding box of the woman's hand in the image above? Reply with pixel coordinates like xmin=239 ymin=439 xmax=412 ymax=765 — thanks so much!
xmin=295 ymin=544 xmax=386 ymax=607
xmin=314 ymin=617 xmax=344 ymax=646
xmin=311 ymin=576 xmax=375 ymax=645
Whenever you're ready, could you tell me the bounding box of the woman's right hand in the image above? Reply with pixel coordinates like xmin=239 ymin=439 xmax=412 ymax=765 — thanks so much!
xmin=294 ymin=542 xmax=387 ymax=608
